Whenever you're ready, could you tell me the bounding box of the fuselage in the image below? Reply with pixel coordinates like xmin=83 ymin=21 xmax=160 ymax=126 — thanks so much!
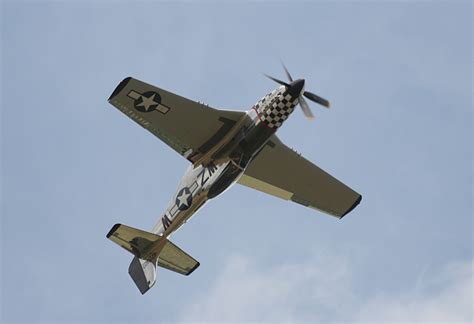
xmin=151 ymin=84 xmax=300 ymax=238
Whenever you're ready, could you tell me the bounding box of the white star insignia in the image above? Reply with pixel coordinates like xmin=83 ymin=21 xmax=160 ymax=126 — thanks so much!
xmin=137 ymin=93 xmax=158 ymax=111
xmin=177 ymin=191 xmax=190 ymax=207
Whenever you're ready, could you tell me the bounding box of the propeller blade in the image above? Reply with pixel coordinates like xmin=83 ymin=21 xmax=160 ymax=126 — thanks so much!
xmin=304 ymin=91 xmax=330 ymax=108
xmin=264 ymin=74 xmax=289 ymax=87
xmin=281 ymin=61 xmax=293 ymax=82
xmin=298 ymin=95 xmax=315 ymax=120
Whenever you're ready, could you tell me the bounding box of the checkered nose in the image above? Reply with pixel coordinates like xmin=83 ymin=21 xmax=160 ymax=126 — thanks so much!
xmin=264 ymin=63 xmax=331 ymax=119
xmin=287 ymin=79 xmax=305 ymax=98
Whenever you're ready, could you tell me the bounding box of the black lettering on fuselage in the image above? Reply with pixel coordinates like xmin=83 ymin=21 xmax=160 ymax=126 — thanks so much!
xmin=162 ymin=214 xmax=172 ymax=230
xmin=198 ymin=168 xmax=207 ymax=186
xmin=207 ymin=162 xmax=217 ymax=174
xmin=198 ymin=163 xmax=218 ymax=186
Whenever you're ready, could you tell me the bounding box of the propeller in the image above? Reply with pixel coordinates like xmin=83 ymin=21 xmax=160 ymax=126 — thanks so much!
xmin=264 ymin=63 xmax=330 ymax=119
xmin=282 ymin=61 xmax=293 ymax=82
xmin=263 ymin=74 xmax=289 ymax=87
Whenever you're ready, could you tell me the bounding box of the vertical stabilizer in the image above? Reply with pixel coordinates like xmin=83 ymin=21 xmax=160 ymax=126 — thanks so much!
xmin=128 ymin=257 xmax=157 ymax=294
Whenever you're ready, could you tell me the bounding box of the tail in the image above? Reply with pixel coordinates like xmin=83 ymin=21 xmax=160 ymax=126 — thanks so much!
xmin=128 ymin=256 xmax=157 ymax=294
xmin=106 ymin=223 xmax=200 ymax=294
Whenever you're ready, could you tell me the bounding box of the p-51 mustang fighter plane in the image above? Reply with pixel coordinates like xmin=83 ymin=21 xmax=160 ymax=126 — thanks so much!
xmin=106 ymin=66 xmax=361 ymax=294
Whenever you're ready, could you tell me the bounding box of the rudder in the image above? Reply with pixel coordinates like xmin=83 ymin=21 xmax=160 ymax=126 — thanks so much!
xmin=128 ymin=256 xmax=157 ymax=295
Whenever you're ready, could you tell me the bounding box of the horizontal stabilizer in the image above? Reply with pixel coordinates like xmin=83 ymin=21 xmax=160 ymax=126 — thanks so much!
xmin=158 ymin=240 xmax=200 ymax=276
xmin=106 ymin=223 xmax=200 ymax=293
xmin=106 ymin=223 xmax=160 ymax=261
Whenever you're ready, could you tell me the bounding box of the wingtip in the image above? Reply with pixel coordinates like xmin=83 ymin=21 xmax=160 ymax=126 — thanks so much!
xmin=108 ymin=77 xmax=132 ymax=101
xmin=186 ymin=262 xmax=201 ymax=276
xmin=106 ymin=223 xmax=122 ymax=238
xmin=340 ymin=195 xmax=362 ymax=219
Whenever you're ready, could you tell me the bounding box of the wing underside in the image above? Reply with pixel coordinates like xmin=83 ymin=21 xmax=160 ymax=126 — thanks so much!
xmin=108 ymin=77 xmax=245 ymax=161
xmin=238 ymin=135 xmax=361 ymax=218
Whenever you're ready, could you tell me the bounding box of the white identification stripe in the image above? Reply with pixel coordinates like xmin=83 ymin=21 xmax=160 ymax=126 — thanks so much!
xmin=238 ymin=174 xmax=293 ymax=200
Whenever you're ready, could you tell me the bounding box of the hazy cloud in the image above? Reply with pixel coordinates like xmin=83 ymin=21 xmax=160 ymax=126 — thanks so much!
xmin=181 ymin=254 xmax=472 ymax=322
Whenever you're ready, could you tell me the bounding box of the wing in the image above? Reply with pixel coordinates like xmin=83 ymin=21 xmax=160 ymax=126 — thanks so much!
xmin=238 ymin=135 xmax=361 ymax=218
xmin=108 ymin=77 xmax=245 ymax=161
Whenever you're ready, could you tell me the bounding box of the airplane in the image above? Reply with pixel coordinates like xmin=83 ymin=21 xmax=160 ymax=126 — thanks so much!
xmin=106 ymin=65 xmax=362 ymax=294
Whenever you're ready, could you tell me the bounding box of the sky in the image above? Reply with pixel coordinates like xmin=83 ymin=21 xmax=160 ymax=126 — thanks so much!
xmin=1 ymin=1 xmax=472 ymax=323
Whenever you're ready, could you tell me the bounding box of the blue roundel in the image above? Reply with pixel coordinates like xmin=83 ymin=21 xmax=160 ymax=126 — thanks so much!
xmin=175 ymin=187 xmax=192 ymax=211
xmin=133 ymin=91 xmax=162 ymax=113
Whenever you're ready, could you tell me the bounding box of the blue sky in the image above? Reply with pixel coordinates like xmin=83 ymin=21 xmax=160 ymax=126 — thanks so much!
xmin=1 ymin=1 xmax=472 ymax=323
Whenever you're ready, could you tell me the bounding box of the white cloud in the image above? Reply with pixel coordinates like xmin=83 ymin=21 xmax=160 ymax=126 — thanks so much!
xmin=180 ymin=255 xmax=472 ymax=323
xmin=354 ymin=260 xmax=473 ymax=323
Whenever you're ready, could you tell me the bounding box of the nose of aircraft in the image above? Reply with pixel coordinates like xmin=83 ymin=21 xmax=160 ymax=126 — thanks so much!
xmin=287 ymin=79 xmax=305 ymax=97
